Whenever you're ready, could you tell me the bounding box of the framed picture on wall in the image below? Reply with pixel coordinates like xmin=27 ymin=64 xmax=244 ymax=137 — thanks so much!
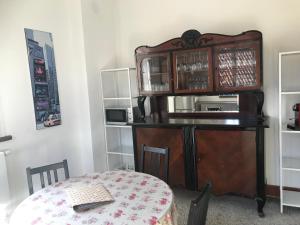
xmin=24 ymin=29 xmax=61 ymax=130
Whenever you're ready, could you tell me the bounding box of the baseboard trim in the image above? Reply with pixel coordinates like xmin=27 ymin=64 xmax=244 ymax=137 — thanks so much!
xmin=265 ymin=184 xmax=300 ymax=198
xmin=265 ymin=185 xmax=280 ymax=198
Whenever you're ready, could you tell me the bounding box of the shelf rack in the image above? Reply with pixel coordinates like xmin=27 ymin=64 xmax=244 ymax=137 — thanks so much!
xmin=279 ymin=51 xmax=300 ymax=212
xmin=100 ymin=67 xmax=136 ymax=171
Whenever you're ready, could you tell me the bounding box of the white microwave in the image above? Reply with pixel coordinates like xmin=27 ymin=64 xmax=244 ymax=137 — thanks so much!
xmin=105 ymin=108 xmax=133 ymax=125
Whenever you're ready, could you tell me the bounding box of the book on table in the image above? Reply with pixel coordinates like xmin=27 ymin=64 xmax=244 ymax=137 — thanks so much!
xmin=66 ymin=184 xmax=114 ymax=212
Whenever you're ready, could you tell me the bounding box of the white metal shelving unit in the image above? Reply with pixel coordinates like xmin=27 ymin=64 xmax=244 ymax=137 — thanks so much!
xmin=279 ymin=51 xmax=300 ymax=213
xmin=100 ymin=67 xmax=137 ymax=171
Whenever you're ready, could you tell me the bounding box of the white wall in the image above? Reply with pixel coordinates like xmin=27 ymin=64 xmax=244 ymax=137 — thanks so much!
xmin=0 ymin=0 xmax=94 ymax=212
xmin=114 ymin=0 xmax=300 ymax=185
xmin=80 ymin=0 xmax=117 ymax=172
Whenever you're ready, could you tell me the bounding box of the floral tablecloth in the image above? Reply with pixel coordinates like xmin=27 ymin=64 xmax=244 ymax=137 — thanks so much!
xmin=10 ymin=170 xmax=177 ymax=225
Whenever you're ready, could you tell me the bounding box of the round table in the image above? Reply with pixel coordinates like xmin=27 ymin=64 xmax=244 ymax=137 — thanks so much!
xmin=10 ymin=170 xmax=176 ymax=225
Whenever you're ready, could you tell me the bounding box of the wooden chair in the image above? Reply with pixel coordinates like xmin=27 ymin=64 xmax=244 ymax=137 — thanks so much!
xmin=26 ymin=159 xmax=70 ymax=195
xmin=187 ymin=181 xmax=212 ymax=225
xmin=140 ymin=144 xmax=169 ymax=183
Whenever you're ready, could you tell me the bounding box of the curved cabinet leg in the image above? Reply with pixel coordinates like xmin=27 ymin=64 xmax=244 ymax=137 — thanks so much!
xmin=256 ymin=127 xmax=266 ymax=217
xmin=256 ymin=197 xmax=266 ymax=217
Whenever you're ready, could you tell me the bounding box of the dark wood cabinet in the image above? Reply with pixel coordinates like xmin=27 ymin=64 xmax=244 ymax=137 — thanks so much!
xmin=134 ymin=127 xmax=257 ymax=197
xmin=135 ymin=30 xmax=262 ymax=96
xmin=133 ymin=127 xmax=186 ymax=187
xmin=133 ymin=29 xmax=267 ymax=216
xmin=194 ymin=130 xmax=256 ymax=197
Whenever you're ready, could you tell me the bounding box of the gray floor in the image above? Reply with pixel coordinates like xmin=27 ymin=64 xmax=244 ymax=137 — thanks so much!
xmin=173 ymin=188 xmax=300 ymax=225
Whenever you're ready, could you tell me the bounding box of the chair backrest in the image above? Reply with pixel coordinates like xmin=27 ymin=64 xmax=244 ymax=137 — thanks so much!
xmin=26 ymin=159 xmax=69 ymax=195
xmin=140 ymin=144 xmax=169 ymax=183
xmin=187 ymin=181 xmax=212 ymax=225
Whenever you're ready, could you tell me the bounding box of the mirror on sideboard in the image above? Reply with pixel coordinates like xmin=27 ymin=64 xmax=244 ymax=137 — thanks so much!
xmin=167 ymin=94 xmax=239 ymax=113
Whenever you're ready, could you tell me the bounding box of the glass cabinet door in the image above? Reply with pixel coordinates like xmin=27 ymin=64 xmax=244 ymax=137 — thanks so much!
xmin=173 ymin=48 xmax=213 ymax=93
xmin=214 ymin=42 xmax=261 ymax=92
xmin=138 ymin=53 xmax=172 ymax=95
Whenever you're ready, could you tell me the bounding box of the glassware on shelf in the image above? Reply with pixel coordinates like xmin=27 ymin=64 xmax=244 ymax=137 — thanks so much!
xmin=176 ymin=52 xmax=208 ymax=74
xmin=186 ymin=74 xmax=208 ymax=90
xmin=217 ymin=47 xmax=257 ymax=88
xmin=142 ymin=59 xmax=151 ymax=91
xmin=174 ymin=49 xmax=210 ymax=92
xmin=140 ymin=54 xmax=170 ymax=93
xmin=151 ymin=83 xmax=165 ymax=92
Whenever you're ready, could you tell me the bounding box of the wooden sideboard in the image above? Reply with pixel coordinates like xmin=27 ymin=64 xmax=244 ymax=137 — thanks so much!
xmin=132 ymin=29 xmax=267 ymax=217
xmin=131 ymin=118 xmax=268 ymax=217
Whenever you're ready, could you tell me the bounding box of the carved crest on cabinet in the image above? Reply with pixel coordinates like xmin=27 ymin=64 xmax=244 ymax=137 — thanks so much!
xmin=172 ymin=30 xmax=213 ymax=48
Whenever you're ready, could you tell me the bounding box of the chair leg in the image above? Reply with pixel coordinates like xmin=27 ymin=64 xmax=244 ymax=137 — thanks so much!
xmin=26 ymin=167 xmax=34 ymax=195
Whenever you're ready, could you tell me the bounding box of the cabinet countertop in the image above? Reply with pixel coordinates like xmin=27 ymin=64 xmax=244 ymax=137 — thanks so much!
xmin=130 ymin=117 xmax=269 ymax=129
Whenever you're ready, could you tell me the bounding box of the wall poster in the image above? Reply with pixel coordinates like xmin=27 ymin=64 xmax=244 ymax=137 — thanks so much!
xmin=24 ymin=29 xmax=61 ymax=129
